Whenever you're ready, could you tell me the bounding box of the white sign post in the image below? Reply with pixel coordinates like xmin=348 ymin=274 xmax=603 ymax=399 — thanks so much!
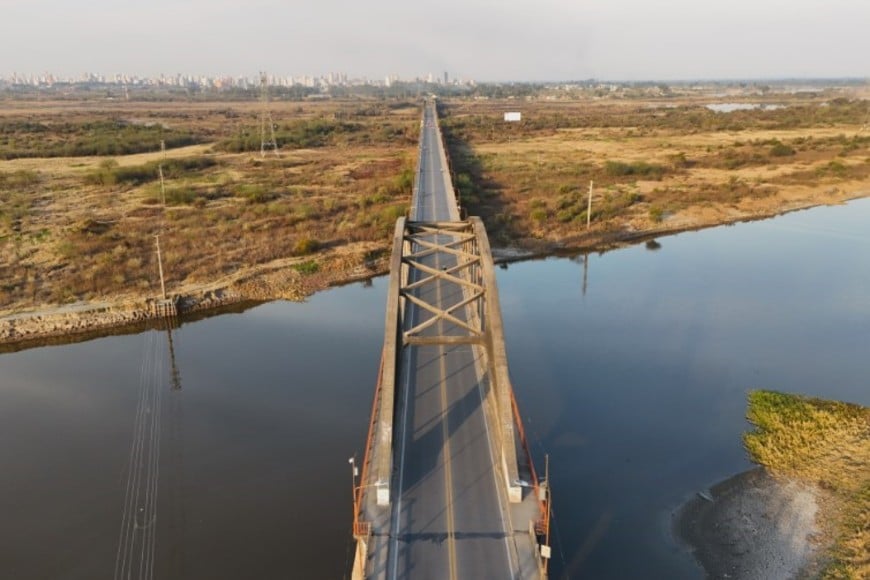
xmin=504 ymin=112 xmax=522 ymax=122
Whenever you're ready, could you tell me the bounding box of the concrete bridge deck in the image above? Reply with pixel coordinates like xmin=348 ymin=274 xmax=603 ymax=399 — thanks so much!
xmin=353 ymin=100 xmax=550 ymax=580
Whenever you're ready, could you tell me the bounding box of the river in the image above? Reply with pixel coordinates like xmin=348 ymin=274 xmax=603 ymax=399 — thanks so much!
xmin=1 ymin=198 xmax=868 ymax=579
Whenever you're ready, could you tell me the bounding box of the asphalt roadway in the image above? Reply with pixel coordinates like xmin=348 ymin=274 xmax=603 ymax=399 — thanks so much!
xmin=385 ymin=103 xmax=518 ymax=579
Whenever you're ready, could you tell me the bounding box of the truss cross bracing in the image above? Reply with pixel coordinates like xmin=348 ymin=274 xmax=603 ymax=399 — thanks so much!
xmin=400 ymin=221 xmax=485 ymax=347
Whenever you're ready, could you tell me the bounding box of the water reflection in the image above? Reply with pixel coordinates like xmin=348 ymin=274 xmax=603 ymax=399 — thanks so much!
xmin=3 ymin=199 xmax=870 ymax=579
xmin=114 ymin=320 xmax=186 ymax=579
xmin=501 ymin=199 xmax=870 ymax=578
xmin=165 ymin=321 xmax=183 ymax=392
xmin=568 ymin=252 xmax=592 ymax=297
xmin=115 ymin=331 xmax=167 ymax=580
xmin=582 ymin=253 xmax=589 ymax=297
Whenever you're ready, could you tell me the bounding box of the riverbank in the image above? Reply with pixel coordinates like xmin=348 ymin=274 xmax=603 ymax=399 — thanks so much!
xmin=2 ymin=193 xmax=868 ymax=348
xmin=0 ymin=244 xmax=388 ymax=348
xmin=3 ymin=93 xmax=868 ymax=348
xmin=676 ymin=391 xmax=870 ymax=579
xmin=492 ymin=189 xmax=870 ymax=261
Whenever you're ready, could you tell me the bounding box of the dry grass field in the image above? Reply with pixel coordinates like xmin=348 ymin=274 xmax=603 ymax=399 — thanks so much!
xmin=1 ymin=91 xmax=868 ymax=323
xmin=0 ymin=99 xmax=419 ymax=314
xmin=439 ymin=96 xmax=870 ymax=248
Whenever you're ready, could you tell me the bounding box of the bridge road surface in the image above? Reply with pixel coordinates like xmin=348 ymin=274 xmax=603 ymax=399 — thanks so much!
xmin=385 ymin=103 xmax=519 ymax=579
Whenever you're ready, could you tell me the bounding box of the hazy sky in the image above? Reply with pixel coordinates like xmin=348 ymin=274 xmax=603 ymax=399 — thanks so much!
xmin=2 ymin=0 xmax=868 ymax=81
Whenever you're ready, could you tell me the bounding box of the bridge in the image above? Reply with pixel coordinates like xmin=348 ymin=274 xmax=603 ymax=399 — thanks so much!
xmin=351 ymin=100 xmax=551 ymax=579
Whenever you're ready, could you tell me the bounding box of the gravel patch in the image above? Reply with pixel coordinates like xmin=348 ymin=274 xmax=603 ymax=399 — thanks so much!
xmin=675 ymin=467 xmax=828 ymax=579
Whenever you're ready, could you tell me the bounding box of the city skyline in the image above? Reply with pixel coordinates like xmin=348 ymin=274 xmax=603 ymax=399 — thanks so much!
xmin=2 ymin=69 xmax=866 ymax=89
xmin=2 ymin=0 xmax=868 ymax=82
xmin=0 ymin=70 xmax=477 ymax=90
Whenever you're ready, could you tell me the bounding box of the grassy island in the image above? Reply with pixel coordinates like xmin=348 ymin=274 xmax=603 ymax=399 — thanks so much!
xmin=744 ymin=390 xmax=869 ymax=578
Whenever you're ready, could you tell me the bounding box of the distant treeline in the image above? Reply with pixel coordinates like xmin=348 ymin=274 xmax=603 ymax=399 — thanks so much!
xmin=216 ymin=117 xmax=418 ymax=153
xmin=442 ymin=98 xmax=870 ymax=139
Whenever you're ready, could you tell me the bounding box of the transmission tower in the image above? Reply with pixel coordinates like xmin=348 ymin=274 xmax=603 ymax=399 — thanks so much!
xmin=259 ymin=71 xmax=280 ymax=158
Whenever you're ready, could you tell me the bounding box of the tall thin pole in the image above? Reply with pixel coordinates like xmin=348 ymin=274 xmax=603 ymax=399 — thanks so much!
xmin=159 ymin=140 xmax=166 ymax=207
xmin=544 ymin=453 xmax=552 ymax=564
xmin=349 ymin=456 xmax=358 ymax=533
xmin=586 ymin=180 xmax=594 ymax=229
xmin=544 ymin=453 xmax=549 ymax=485
xmin=155 ymin=235 xmax=167 ymax=300
xmin=159 ymin=166 xmax=166 ymax=206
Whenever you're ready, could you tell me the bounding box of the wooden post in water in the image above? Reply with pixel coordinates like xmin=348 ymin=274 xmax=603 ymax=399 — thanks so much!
xmin=586 ymin=180 xmax=594 ymax=229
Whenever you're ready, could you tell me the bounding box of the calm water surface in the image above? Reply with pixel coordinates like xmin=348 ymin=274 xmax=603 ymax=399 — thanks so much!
xmin=1 ymin=199 xmax=869 ymax=579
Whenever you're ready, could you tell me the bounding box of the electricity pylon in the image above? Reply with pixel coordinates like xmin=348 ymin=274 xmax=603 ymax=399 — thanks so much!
xmin=259 ymin=71 xmax=280 ymax=158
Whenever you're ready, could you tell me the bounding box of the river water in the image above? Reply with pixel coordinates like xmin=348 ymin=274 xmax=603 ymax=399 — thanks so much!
xmin=1 ymin=199 xmax=869 ymax=579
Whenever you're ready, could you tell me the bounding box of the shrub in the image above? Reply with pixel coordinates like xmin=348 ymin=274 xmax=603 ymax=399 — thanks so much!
xmin=605 ymin=160 xmax=668 ymax=179
xmin=235 ymin=184 xmax=278 ymax=204
xmin=292 ymin=260 xmax=320 ymax=275
xmin=293 ymin=237 xmax=320 ymax=255
xmin=85 ymin=156 xmax=218 ymax=187
xmin=165 ymin=187 xmax=197 ymax=205
xmin=818 ymin=160 xmax=847 ymax=176
xmin=769 ymin=142 xmax=796 ymax=157
xmin=395 ymin=168 xmax=414 ymax=193
xmin=669 ymin=152 xmax=694 ymax=168
xmin=380 ymin=204 xmax=407 ymax=222
xmin=530 ymin=209 xmax=547 ymax=222
xmin=556 ymin=209 xmax=577 ymax=223
xmin=455 ymin=172 xmax=479 ymax=199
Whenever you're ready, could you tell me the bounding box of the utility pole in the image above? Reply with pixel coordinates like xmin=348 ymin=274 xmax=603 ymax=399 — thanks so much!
xmin=155 ymin=235 xmax=167 ymax=300
xmin=543 ymin=453 xmax=549 ymax=497
xmin=259 ymin=71 xmax=280 ymax=158
xmin=158 ymin=165 xmax=165 ymax=205
xmin=158 ymin=140 xmax=166 ymax=207
xmin=349 ymin=456 xmax=359 ymax=533
xmin=586 ymin=180 xmax=594 ymax=229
